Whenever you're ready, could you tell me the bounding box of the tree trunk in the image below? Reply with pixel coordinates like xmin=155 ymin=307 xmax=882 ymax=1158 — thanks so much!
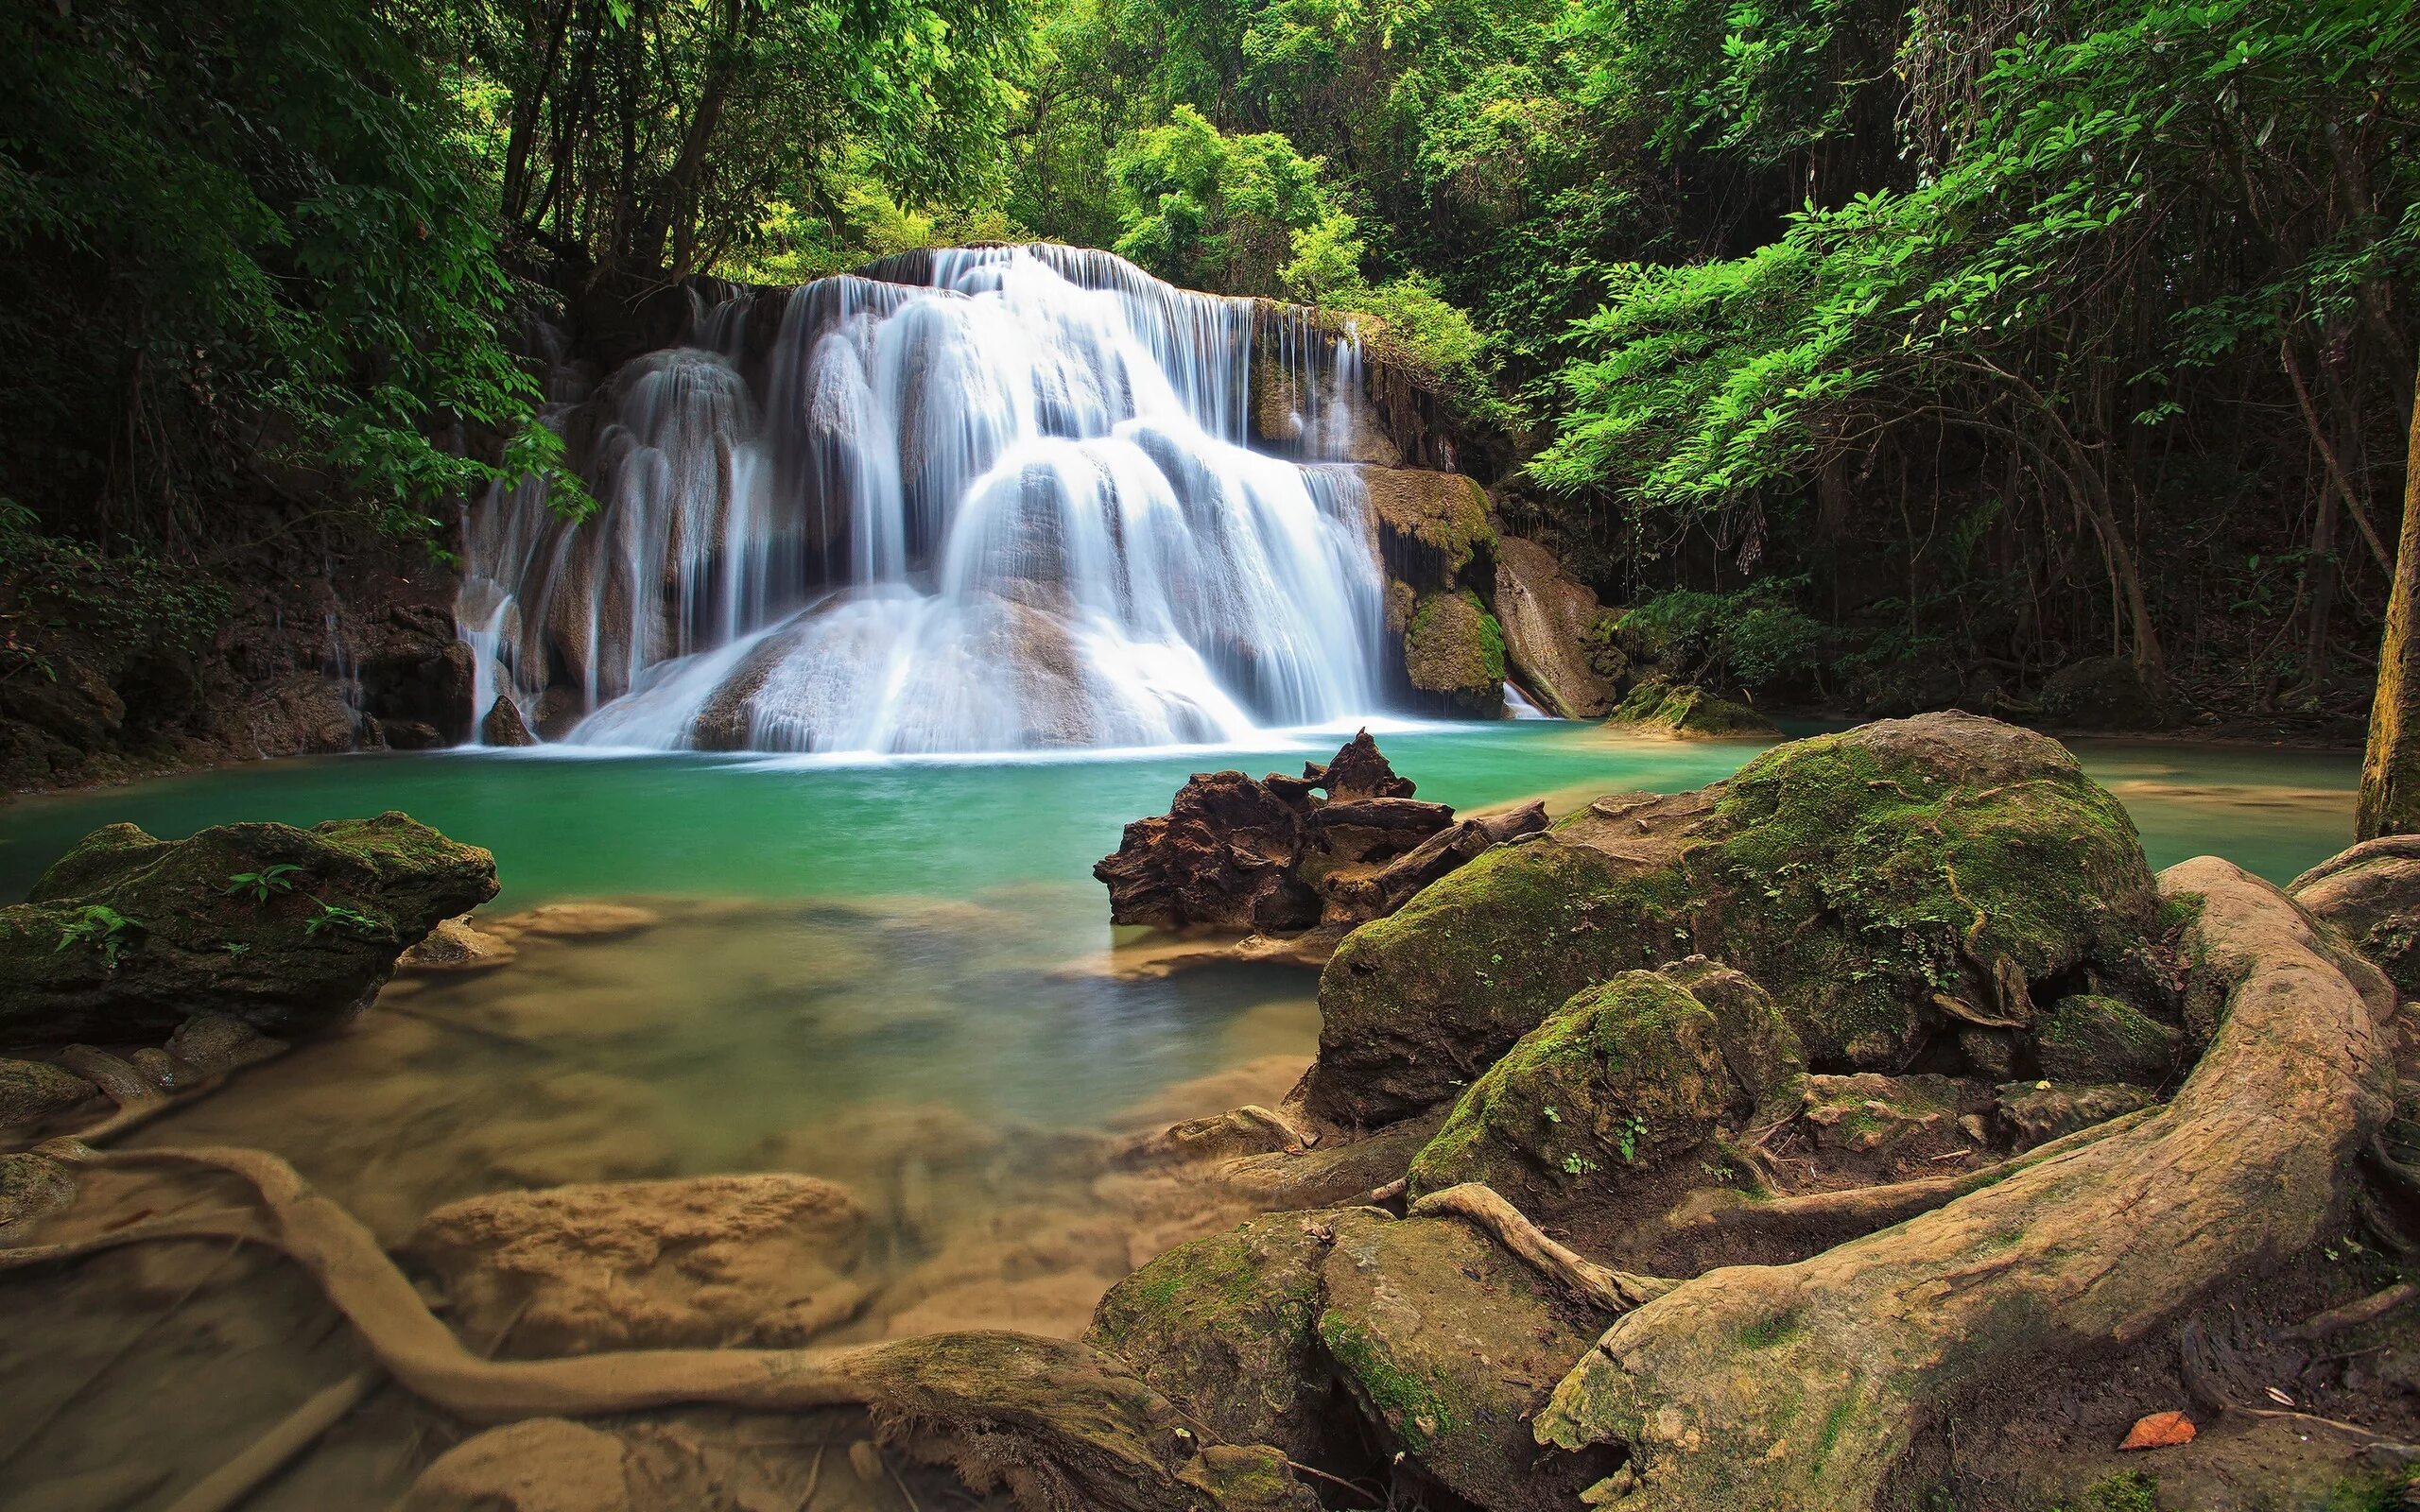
xmin=2360 ymin=359 xmax=2420 ymax=839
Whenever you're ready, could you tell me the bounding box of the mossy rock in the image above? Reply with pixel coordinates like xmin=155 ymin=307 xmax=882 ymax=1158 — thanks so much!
xmin=1352 ymin=466 xmax=1492 ymax=587
xmin=1604 ymin=680 xmax=1778 ymax=738
xmin=1318 ymin=1211 xmax=1619 ymax=1511
xmin=0 ymin=813 xmax=497 ymax=1046
xmin=1407 ymin=964 xmax=1799 ymax=1204
xmin=1087 ymin=1211 xmax=1340 ymax=1464
xmin=2036 ymin=993 xmax=2180 ymax=1086
xmin=0 ymin=1057 xmax=97 ymax=1127
xmin=1403 ymin=590 xmax=1506 ymax=717
xmin=1305 ymin=713 xmax=2158 ymax=1125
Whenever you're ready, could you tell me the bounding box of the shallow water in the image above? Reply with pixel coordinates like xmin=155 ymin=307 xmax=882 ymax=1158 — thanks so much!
xmin=0 ymin=721 xmax=2360 ymax=1509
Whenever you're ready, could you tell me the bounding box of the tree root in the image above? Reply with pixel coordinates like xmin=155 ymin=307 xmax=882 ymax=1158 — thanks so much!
xmin=3 ymin=1143 xmax=1303 ymax=1512
xmin=1409 ymin=1183 xmax=1674 ymax=1314
xmin=1667 ymin=1108 xmax=2156 ymax=1246
xmin=12 ymin=1039 xmax=288 ymax=1153
xmin=161 ymin=1366 xmax=383 ymax=1512
xmin=2285 ymin=1281 xmax=2420 ymax=1344
xmin=1532 ymin=859 xmax=2399 ymax=1512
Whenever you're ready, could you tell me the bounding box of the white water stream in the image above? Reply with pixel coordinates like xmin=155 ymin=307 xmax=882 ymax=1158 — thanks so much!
xmin=458 ymin=246 xmax=1390 ymax=753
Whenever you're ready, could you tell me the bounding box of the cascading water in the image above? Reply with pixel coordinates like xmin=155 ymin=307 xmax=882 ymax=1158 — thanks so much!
xmin=458 ymin=245 xmax=1392 ymax=755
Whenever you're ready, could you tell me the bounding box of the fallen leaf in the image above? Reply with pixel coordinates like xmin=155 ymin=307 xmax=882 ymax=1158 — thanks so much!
xmin=2118 ymin=1410 xmax=2196 ymax=1451
xmin=2264 ymin=1385 xmax=2295 ymax=1406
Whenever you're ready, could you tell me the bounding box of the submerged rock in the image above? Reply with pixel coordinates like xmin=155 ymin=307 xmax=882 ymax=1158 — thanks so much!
xmin=0 ymin=1058 xmax=97 ymax=1128
xmin=1305 ymin=713 xmax=2161 ymax=1125
xmin=0 ymin=1151 xmax=78 ymax=1239
xmin=400 ymin=915 xmax=521 ymax=974
xmin=1493 ymin=536 xmax=1616 ymax=718
xmin=402 ymin=1419 xmax=641 ymax=1512
xmin=1403 ymin=590 xmax=1506 ymax=717
xmin=1603 ymin=679 xmax=1776 ymax=738
xmin=0 ymin=813 xmax=496 ymax=1046
xmin=406 ymin=1174 xmax=873 ymax=1354
xmin=485 ymin=902 xmax=662 ymax=941
xmin=2290 ymin=835 xmax=2420 ymax=995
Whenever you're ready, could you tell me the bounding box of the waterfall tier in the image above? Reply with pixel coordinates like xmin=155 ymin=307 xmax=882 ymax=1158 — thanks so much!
xmin=459 ymin=245 xmax=1395 ymax=755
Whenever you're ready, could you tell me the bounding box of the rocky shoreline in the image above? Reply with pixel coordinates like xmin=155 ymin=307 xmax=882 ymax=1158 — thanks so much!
xmin=2 ymin=713 xmax=2415 ymax=1511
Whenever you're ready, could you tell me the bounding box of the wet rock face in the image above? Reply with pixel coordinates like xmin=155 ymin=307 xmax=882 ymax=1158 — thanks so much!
xmin=1402 ymin=591 xmax=1506 ymax=717
xmin=0 ymin=813 xmax=497 ymax=1046
xmin=405 ymin=1174 xmax=873 ymax=1355
xmin=1094 ymin=731 xmax=1545 ymax=936
xmin=2290 ymin=836 xmax=2420 ymax=995
xmin=1305 ymin=713 xmax=2162 ymax=1125
xmin=1493 ymin=535 xmax=1616 ymax=718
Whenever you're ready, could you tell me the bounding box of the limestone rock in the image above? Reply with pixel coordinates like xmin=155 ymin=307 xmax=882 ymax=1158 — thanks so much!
xmin=405 ymin=1174 xmax=873 ymax=1354
xmin=1993 ymin=1080 xmax=2155 ymax=1148
xmin=1494 ymin=536 xmax=1616 ymax=717
xmin=1406 ymin=965 xmax=1796 ymax=1206
xmin=485 ymin=902 xmax=660 ymax=941
xmin=163 ymin=1011 xmax=287 ymax=1074
xmin=1087 ymin=1211 xmax=1339 ymax=1463
xmin=1403 ymin=591 xmax=1505 ymax=717
xmin=401 ymin=915 xmax=521 ymax=974
xmin=0 ymin=1058 xmax=97 ymax=1128
xmin=1305 ymin=713 xmax=2161 ymax=1124
xmin=1097 ymin=732 xmax=1539 ymax=935
xmin=2290 ymin=835 xmax=2420 ymax=995
xmin=1800 ymin=1073 xmax=1963 ymax=1153
xmin=481 ymin=695 xmax=537 ymax=747
xmin=2035 ymin=992 xmax=2181 ymax=1086
xmin=0 ymin=814 xmax=497 ymax=1046
xmin=1318 ymin=1211 xmax=1616 ymax=1512
xmin=1349 ymin=466 xmax=1491 ymax=588
xmin=1603 ymin=679 xmax=1776 ymax=738
xmin=402 ymin=1419 xmax=640 ymax=1512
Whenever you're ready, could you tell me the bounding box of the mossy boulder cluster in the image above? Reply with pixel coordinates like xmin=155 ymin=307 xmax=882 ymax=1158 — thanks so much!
xmin=0 ymin=812 xmax=496 ymax=1045
xmin=1305 ymin=712 xmax=2163 ymax=1125
xmin=1601 ymin=679 xmax=1778 ymax=738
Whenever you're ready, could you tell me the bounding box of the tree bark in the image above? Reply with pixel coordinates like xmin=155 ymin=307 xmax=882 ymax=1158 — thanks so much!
xmin=2360 ymin=359 xmax=2420 ymax=839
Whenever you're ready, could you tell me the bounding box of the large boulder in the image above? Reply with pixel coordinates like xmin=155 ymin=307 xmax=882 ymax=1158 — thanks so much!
xmin=2290 ymin=836 xmax=2420 ymax=995
xmin=0 ymin=813 xmax=496 ymax=1046
xmin=1403 ymin=591 xmax=1506 ymax=717
xmin=1493 ymin=537 xmax=1616 ymax=718
xmin=1305 ymin=713 xmax=2160 ymax=1125
xmin=2034 ymin=992 xmax=2181 ymax=1086
xmin=2038 ymin=653 xmax=2162 ymax=730
xmin=1406 ymin=963 xmax=1801 ymax=1206
xmin=1088 ymin=1211 xmax=1340 ymax=1464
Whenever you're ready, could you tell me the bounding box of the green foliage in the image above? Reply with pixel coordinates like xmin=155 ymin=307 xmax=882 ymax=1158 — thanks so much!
xmin=56 ymin=904 xmax=144 ymax=971
xmin=224 ymin=866 xmax=304 ymax=904
xmin=0 ymin=503 xmax=231 ymax=688
xmin=1623 ymin=582 xmax=1826 ymax=691
xmin=304 ymin=900 xmax=392 ymax=940
xmin=0 ymin=0 xmax=590 ymax=547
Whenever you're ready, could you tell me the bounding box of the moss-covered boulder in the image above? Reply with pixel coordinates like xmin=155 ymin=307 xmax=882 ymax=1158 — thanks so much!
xmin=1088 ymin=1211 xmax=1339 ymax=1464
xmin=1406 ymin=964 xmax=1799 ymax=1204
xmin=1403 ymin=590 xmax=1506 ymax=717
xmin=1350 ymin=466 xmax=1492 ymax=588
xmin=2035 ymin=993 xmax=2181 ymax=1086
xmin=0 ymin=813 xmax=496 ymax=1046
xmin=2290 ymin=836 xmax=2420 ymax=995
xmin=1305 ymin=713 xmax=2158 ymax=1125
xmin=1603 ymin=679 xmax=1778 ymax=738
xmin=1318 ymin=1211 xmax=1618 ymax=1511
xmin=0 ymin=1057 xmax=97 ymax=1127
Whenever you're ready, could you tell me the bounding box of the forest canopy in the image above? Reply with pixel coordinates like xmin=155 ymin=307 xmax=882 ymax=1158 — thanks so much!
xmin=2 ymin=0 xmax=2415 ymax=723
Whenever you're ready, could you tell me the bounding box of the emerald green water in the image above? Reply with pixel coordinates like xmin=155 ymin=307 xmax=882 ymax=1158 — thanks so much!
xmin=0 ymin=721 xmax=2355 ymax=905
xmin=0 ymin=723 xmax=2361 ymax=1511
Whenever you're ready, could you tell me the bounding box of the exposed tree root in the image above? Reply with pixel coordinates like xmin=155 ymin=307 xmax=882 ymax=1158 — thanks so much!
xmin=1664 ymin=1108 xmax=2156 ymax=1246
xmin=10 ymin=1038 xmax=289 ymax=1153
xmin=161 ymin=1366 xmax=383 ymax=1512
xmin=2285 ymin=1281 xmax=2420 ymax=1344
xmin=1409 ymin=1183 xmax=1673 ymax=1314
xmin=4 ymin=1143 xmax=1308 ymax=1512
xmin=1532 ymin=859 xmax=2398 ymax=1512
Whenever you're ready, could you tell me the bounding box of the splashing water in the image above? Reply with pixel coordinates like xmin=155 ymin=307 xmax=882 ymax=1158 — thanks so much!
xmin=458 ymin=246 xmax=1390 ymax=754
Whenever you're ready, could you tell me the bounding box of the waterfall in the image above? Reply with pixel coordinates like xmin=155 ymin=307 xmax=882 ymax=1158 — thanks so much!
xmin=458 ymin=245 xmax=1392 ymax=755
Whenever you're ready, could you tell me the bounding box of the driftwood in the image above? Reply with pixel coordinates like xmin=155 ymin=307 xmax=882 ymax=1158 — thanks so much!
xmin=1532 ymin=858 xmax=2397 ymax=1511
